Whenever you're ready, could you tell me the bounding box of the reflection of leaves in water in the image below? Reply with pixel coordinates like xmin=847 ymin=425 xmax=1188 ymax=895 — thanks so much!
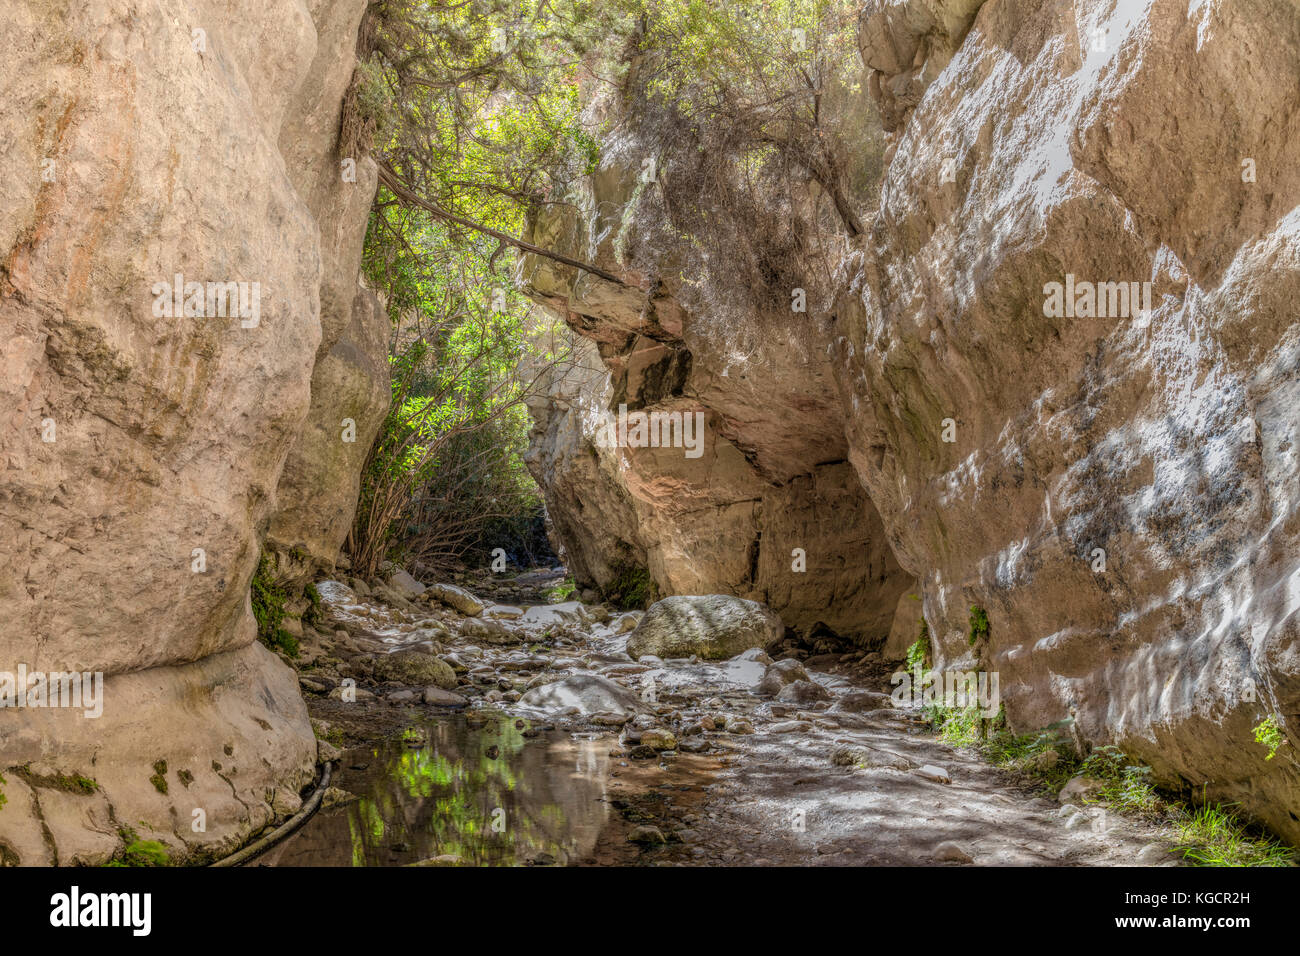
xmin=347 ymin=810 xmax=365 ymax=868
xmin=319 ymin=717 xmax=604 ymax=866
xmin=397 ymin=750 xmax=460 ymax=797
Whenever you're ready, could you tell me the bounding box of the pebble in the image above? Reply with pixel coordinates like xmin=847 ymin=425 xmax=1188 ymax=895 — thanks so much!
xmin=933 ymin=841 xmax=974 ymax=864
xmin=914 ymin=764 xmax=951 ymax=784
xmin=766 ymin=720 xmax=813 ymax=734
xmin=1135 ymin=842 xmax=1175 ymax=865
xmin=640 ymin=729 xmax=678 ymax=750
xmin=628 ymin=826 xmax=667 ymax=845
xmin=423 ymin=686 xmax=468 ymax=707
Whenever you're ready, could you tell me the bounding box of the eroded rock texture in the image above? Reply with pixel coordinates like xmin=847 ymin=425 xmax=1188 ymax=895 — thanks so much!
xmin=520 ymin=137 xmax=913 ymax=644
xmin=526 ymin=0 xmax=1300 ymax=839
xmin=845 ymin=0 xmax=1300 ymax=844
xmin=0 ymin=0 xmax=385 ymax=863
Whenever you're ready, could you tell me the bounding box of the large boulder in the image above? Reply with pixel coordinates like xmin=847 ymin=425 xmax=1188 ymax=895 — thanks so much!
xmin=372 ymin=650 xmax=457 ymax=689
xmin=751 ymin=658 xmax=811 ymax=697
xmin=518 ymin=674 xmax=643 ymax=716
xmin=626 ymin=595 xmax=785 ymax=661
xmin=423 ymin=583 xmax=485 ymax=617
xmin=385 ymin=567 xmax=427 ymax=601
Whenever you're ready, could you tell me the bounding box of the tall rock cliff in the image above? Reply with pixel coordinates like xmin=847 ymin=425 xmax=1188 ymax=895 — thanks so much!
xmin=520 ymin=132 xmax=914 ymax=644
xmin=523 ymin=0 xmax=1300 ymax=841
xmin=0 ymin=0 xmax=387 ymax=864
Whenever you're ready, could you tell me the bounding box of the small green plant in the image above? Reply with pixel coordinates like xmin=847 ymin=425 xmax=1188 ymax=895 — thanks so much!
xmin=985 ymin=728 xmax=1075 ymax=788
xmin=1253 ymin=714 xmax=1286 ymax=761
xmin=106 ymin=829 xmax=171 ymax=868
xmin=547 ymin=576 xmax=577 ymax=602
xmin=606 ymin=564 xmax=655 ymax=610
xmin=968 ymin=605 xmax=990 ymax=646
xmin=925 ymin=702 xmax=983 ymax=746
xmin=54 ymin=773 xmax=98 ymax=795
xmin=122 ymin=839 xmax=170 ymax=867
xmin=0 ymin=771 xmax=6 ymax=811
xmin=1173 ymin=801 xmax=1294 ymax=867
xmin=303 ymin=582 xmax=326 ymax=628
xmin=251 ymin=553 xmax=299 ymax=657
xmin=1080 ymin=743 xmax=1128 ymax=780
xmin=1098 ymin=766 xmax=1163 ymax=816
xmin=905 ymin=620 xmax=929 ymax=672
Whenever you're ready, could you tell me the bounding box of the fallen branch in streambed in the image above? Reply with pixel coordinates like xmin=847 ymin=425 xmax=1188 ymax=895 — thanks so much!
xmin=208 ymin=761 xmax=333 ymax=868
xmin=375 ymin=162 xmax=637 ymax=289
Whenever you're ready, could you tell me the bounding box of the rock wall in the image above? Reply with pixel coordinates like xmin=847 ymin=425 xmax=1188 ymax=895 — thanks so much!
xmin=525 ymin=0 xmax=1300 ymax=839
xmin=520 ymin=136 xmax=914 ymax=644
xmin=843 ymin=0 xmax=1300 ymax=842
xmin=0 ymin=0 xmax=386 ymax=863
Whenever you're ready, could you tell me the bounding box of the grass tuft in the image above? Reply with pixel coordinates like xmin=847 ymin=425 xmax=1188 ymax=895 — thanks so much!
xmin=1173 ymin=802 xmax=1294 ymax=867
xmin=923 ymin=715 xmax=1296 ymax=867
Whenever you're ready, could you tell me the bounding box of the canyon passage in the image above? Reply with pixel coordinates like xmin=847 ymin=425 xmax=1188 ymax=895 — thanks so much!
xmin=1 ymin=0 xmax=1298 ymax=872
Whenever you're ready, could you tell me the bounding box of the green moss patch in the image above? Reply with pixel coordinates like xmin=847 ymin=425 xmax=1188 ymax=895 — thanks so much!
xmin=252 ymin=553 xmax=299 ymax=657
xmin=149 ymin=760 xmax=168 ymax=795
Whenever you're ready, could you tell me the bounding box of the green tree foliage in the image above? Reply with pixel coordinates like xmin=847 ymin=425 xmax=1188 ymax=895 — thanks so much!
xmin=348 ymin=207 xmax=570 ymax=577
xmin=343 ymin=1 xmax=879 ymax=575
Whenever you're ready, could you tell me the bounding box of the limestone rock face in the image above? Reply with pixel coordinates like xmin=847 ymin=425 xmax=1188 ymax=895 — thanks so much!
xmin=0 ymin=0 xmax=382 ymax=862
xmin=525 ymin=0 xmax=1300 ymax=839
xmin=625 ymin=595 xmax=786 ymax=661
xmin=858 ymin=0 xmax=985 ymax=130
xmin=266 ymin=0 xmax=389 ymax=585
xmin=0 ymin=643 xmax=314 ymax=865
xmin=842 ymin=0 xmax=1300 ymax=843
xmin=520 ymin=137 xmax=914 ymax=644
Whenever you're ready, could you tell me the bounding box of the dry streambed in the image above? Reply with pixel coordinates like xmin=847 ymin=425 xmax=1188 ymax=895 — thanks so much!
xmin=271 ymin=568 xmax=1180 ymax=867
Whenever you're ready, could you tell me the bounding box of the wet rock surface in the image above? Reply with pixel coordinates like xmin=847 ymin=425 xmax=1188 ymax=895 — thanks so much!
xmin=279 ymin=567 xmax=1180 ymax=866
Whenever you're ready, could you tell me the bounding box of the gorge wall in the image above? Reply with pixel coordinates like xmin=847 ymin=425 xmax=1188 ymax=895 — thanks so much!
xmin=520 ymin=145 xmax=916 ymax=646
xmin=0 ymin=0 xmax=386 ymax=863
xmin=522 ymin=0 xmax=1300 ymax=841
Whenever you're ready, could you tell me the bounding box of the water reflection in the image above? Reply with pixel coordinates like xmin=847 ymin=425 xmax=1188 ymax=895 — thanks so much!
xmin=263 ymin=713 xmax=624 ymax=866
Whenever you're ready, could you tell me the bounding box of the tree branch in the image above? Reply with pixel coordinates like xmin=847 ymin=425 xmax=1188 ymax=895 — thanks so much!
xmin=376 ymin=162 xmax=638 ymax=289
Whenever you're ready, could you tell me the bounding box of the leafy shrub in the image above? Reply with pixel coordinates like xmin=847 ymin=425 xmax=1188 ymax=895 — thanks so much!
xmin=1173 ymin=802 xmax=1294 ymax=867
xmin=547 ymin=577 xmax=577 ymax=602
xmin=1253 ymin=714 xmax=1286 ymax=761
xmin=250 ymin=554 xmax=298 ymax=657
xmin=905 ymin=620 xmax=929 ymax=672
xmin=605 ymin=564 xmax=654 ymax=610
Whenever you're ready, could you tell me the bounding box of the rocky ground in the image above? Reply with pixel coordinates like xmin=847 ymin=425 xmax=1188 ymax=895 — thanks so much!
xmin=281 ymin=565 xmax=1183 ymax=867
